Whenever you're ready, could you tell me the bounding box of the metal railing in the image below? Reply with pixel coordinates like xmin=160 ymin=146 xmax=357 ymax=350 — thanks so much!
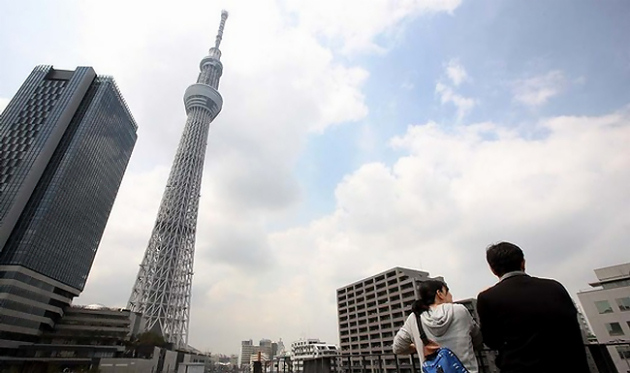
xmin=267 ymin=342 xmax=630 ymax=373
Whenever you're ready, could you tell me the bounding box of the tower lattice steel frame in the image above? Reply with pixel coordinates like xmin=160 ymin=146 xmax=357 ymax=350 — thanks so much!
xmin=128 ymin=11 xmax=228 ymax=348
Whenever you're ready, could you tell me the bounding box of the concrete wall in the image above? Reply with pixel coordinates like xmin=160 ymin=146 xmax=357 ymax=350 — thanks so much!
xmin=162 ymin=350 xmax=180 ymax=373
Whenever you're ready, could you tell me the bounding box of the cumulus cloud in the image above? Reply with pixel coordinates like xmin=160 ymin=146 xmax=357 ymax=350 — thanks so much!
xmin=512 ymin=70 xmax=567 ymax=108
xmin=435 ymin=60 xmax=475 ymax=120
xmin=285 ymin=0 xmax=462 ymax=54
xmin=435 ymin=82 xmax=476 ymax=120
xmin=445 ymin=59 xmax=469 ymax=86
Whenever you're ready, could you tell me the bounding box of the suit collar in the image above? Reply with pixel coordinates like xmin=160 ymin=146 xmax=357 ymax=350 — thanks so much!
xmin=499 ymin=270 xmax=528 ymax=282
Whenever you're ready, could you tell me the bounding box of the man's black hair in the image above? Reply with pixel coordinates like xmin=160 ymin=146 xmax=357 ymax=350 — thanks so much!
xmin=486 ymin=241 xmax=524 ymax=277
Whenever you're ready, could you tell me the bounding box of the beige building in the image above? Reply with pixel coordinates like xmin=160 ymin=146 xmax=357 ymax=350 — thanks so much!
xmin=337 ymin=267 xmax=440 ymax=373
xmin=240 ymin=339 xmax=255 ymax=367
xmin=578 ymin=262 xmax=630 ymax=373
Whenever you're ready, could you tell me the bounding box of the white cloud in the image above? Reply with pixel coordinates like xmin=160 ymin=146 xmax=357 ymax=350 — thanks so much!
xmin=435 ymin=82 xmax=476 ymax=120
xmin=512 ymin=70 xmax=567 ymax=108
xmin=446 ymin=59 xmax=469 ymax=86
xmin=284 ymin=0 xmax=462 ymax=54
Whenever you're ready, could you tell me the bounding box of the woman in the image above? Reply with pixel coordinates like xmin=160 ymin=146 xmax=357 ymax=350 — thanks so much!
xmin=393 ymin=280 xmax=483 ymax=372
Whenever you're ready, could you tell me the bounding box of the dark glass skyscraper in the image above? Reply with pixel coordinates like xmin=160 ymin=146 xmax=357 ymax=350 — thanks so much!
xmin=0 ymin=65 xmax=137 ymax=350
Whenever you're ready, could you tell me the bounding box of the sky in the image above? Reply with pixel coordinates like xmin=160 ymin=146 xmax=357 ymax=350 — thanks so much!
xmin=1 ymin=0 xmax=630 ymax=355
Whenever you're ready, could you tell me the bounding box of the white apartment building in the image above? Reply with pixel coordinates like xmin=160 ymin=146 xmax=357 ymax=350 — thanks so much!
xmin=290 ymin=338 xmax=339 ymax=373
xmin=578 ymin=262 xmax=630 ymax=373
xmin=337 ymin=267 xmax=440 ymax=373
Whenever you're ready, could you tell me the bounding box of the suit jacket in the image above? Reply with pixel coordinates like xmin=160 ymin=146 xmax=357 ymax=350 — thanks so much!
xmin=476 ymin=273 xmax=590 ymax=373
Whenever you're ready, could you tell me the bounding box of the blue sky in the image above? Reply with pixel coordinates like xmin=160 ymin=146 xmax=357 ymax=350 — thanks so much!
xmin=1 ymin=0 xmax=629 ymax=354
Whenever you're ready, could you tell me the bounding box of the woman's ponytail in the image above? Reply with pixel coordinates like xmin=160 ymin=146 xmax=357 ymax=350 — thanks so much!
xmin=411 ymin=299 xmax=431 ymax=315
xmin=412 ymin=279 xmax=448 ymax=315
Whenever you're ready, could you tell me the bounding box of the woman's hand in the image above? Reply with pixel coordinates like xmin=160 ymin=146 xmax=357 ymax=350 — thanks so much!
xmin=422 ymin=341 xmax=440 ymax=357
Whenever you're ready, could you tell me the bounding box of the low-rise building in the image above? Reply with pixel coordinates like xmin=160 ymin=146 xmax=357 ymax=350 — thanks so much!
xmin=290 ymin=339 xmax=338 ymax=373
xmin=578 ymin=262 xmax=630 ymax=373
xmin=3 ymin=304 xmax=144 ymax=371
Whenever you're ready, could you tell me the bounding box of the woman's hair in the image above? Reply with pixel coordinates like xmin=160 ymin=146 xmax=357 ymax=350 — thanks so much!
xmin=412 ymin=280 xmax=448 ymax=315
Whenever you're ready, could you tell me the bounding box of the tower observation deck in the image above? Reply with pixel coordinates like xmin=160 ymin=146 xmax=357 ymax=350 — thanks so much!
xmin=128 ymin=11 xmax=228 ymax=348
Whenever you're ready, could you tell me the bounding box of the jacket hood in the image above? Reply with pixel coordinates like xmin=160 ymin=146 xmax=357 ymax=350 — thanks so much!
xmin=420 ymin=303 xmax=455 ymax=337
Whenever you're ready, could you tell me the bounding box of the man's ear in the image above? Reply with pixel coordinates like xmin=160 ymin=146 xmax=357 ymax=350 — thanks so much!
xmin=521 ymin=259 xmax=526 ymax=272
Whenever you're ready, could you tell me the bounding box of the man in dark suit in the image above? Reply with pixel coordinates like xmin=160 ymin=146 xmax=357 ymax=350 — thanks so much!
xmin=476 ymin=242 xmax=590 ymax=373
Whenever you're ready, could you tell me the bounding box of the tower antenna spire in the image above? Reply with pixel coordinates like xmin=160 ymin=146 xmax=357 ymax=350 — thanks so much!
xmin=215 ymin=10 xmax=229 ymax=49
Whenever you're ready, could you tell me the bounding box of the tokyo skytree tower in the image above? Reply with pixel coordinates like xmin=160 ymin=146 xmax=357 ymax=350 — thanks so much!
xmin=128 ymin=11 xmax=228 ymax=348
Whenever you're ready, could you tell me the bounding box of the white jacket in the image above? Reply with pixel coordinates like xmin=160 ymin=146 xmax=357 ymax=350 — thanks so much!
xmin=392 ymin=303 xmax=483 ymax=373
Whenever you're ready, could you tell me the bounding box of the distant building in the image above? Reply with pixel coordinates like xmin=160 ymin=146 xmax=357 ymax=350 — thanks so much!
xmin=272 ymin=355 xmax=290 ymax=373
xmin=259 ymin=339 xmax=273 ymax=359
xmin=240 ymin=340 xmax=255 ymax=367
xmin=275 ymin=339 xmax=285 ymax=356
xmin=289 ymin=339 xmax=338 ymax=373
xmin=337 ymin=267 xmax=440 ymax=373
xmin=578 ymin=262 xmax=630 ymax=373
xmin=0 ymin=65 xmax=137 ymax=352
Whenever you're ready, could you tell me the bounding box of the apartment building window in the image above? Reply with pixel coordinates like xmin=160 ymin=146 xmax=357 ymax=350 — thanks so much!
xmin=617 ymin=345 xmax=630 ymax=360
xmin=616 ymin=297 xmax=630 ymax=311
xmin=606 ymin=322 xmax=624 ymax=336
xmin=595 ymin=300 xmax=614 ymax=314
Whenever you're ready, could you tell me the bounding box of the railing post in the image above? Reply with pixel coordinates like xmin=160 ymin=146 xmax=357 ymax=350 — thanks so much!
xmin=361 ymin=355 xmax=366 ymax=373
xmin=476 ymin=352 xmax=485 ymax=373
xmin=347 ymin=356 xmax=352 ymax=373
xmin=394 ymin=354 xmax=400 ymax=373
xmin=410 ymin=355 xmax=417 ymax=373
xmin=378 ymin=355 xmax=383 ymax=373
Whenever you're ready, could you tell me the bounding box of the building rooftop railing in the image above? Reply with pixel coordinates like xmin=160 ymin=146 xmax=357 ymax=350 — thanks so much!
xmin=267 ymin=342 xmax=630 ymax=373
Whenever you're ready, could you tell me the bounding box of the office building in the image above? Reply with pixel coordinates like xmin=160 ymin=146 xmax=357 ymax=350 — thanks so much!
xmin=240 ymin=339 xmax=255 ymax=367
xmin=128 ymin=10 xmax=229 ymax=348
xmin=0 ymin=65 xmax=137 ymax=351
xmin=336 ymin=267 xmax=440 ymax=373
xmin=578 ymin=262 xmax=630 ymax=372
xmin=259 ymin=339 xmax=273 ymax=361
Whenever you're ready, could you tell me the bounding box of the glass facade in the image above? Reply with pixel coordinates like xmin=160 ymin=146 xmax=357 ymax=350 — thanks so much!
xmin=0 ymin=66 xmax=137 ymax=348
xmin=0 ymin=68 xmax=137 ymax=291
